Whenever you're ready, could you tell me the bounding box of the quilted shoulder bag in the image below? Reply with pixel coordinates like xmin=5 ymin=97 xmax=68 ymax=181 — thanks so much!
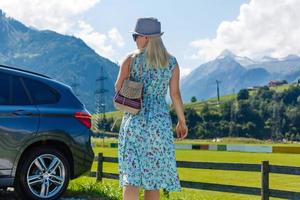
xmin=113 ymin=53 xmax=144 ymax=114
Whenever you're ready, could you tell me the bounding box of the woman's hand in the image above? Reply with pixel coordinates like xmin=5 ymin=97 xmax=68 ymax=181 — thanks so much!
xmin=175 ymin=121 xmax=188 ymax=140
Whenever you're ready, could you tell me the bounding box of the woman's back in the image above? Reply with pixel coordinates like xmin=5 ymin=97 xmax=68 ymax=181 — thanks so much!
xmin=118 ymin=50 xmax=182 ymax=193
xmin=116 ymin=17 xmax=187 ymax=199
xmin=130 ymin=51 xmax=177 ymax=115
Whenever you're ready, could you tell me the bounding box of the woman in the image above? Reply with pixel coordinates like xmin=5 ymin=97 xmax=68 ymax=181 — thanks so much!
xmin=114 ymin=17 xmax=188 ymax=200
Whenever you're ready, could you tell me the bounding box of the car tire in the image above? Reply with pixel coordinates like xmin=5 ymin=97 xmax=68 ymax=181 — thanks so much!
xmin=15 ymin=146 xmax=70 ymax=200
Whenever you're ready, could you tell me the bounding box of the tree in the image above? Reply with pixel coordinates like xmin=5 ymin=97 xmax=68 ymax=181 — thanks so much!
xmin=235 ymin=100 xmax=264 ymax=138
xmin=220 ymin=101 xmax=233 ymax=121
xmin=184 ymin=108 xmax=202 ymax=138
xmin=170 ymin=83 xmax=300 ymax=140
xmin=237 ymin=89 xmax=249 ymax=100
xmin=191 ymin=96 xmax=197 ymax=103
xmin=201 ymin=103 xmax=209 ymax=115
xmin=287 ymin=107 xmax=300 ymax=133
xmin=97 ymin=117 xmax=113 ymax=131
xmin=256 ymin=86 xmax=274 ymax=101
xmin=283 ymin=85 xmax=300 ymax=105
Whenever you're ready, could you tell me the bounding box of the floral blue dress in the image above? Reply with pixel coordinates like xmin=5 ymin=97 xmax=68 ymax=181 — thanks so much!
xmin=118 ymin=51 xmax=181 ymax=192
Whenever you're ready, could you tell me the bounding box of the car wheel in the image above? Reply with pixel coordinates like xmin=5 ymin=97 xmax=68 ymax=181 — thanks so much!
xmin=15 ymin=146 xmax=70 ymax=200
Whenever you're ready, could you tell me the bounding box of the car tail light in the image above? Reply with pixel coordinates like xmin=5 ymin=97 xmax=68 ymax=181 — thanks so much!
xmin=74 ymin=111 xmax=92 ymax=129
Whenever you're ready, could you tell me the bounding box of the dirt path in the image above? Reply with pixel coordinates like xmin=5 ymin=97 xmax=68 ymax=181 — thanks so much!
xmin=0 ymin=188 xmax=91 ymax=200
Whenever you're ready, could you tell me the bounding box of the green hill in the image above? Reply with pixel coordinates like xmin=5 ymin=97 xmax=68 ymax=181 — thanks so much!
xmin=93 ymin=82 xmax=300 ymax=141
xmin=99 ymin=83 xmax=297 ymax=119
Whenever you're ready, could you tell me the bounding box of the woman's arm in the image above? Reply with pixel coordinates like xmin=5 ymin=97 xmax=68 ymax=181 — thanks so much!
xmin=114 ymin=54 xmax=131 ymax=92
xmin=169 ymin=64 xmax=188 ymax=139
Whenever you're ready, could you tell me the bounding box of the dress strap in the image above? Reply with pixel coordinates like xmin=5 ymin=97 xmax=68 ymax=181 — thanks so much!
xmin=128 ymin=52 xmax=144 ymax=81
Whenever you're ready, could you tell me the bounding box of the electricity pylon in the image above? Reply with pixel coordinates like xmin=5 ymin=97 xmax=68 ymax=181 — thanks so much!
xmin=94 ymin=65 xmax=109 ymax=146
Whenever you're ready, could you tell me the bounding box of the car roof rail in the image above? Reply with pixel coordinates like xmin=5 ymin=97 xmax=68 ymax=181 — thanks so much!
xmin=0 ymin=64 xmax=52 ymax=79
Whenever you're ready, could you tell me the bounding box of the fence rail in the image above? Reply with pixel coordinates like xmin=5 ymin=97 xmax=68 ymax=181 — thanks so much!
xmin=90 ymin=153 xmax=300 ymax=200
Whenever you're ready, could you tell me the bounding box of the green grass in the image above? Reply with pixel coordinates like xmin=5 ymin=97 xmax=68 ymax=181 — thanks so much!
xmin=175 ymin=137 xmax=300 ymax=146
xmin=270 ymin=83 xmax=295 ymax=92
xmin=65 ymin=176 xmax=121 ymax=200
xmin=67 ymin=176 xmax=277 ymax=200
xmin=207 ymin=93 xmax=237 ymax=102
xmin=67 ymin=145 xmax=300 ymax=200
xmin=83 ymin=84 xmax=300 ymax=199
xmin=92 ymin=111 xmax=123 ymax=120
xmin=92 ymin=137 xmax=118 ymax=147
xmin=92 ymin=137 xmax=300 ymax=147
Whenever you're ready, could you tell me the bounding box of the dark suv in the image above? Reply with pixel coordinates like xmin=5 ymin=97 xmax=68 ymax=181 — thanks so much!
xmin=0 ymin=65 xmax=94 ymax=200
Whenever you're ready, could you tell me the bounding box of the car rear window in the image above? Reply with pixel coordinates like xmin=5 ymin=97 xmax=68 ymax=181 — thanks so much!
xmin=0 ymin=72 xmax=32 ymax=105
xmin=12 ymin=75 xmax=31 ymax=105
xmin=23 ymin=77 xmax=60 ymax=105
xmin=0 ymin=72 xmax=11 ymax=105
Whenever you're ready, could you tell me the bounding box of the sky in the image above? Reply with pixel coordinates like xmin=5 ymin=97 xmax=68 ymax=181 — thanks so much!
xmin=1 ymin=0 xmax=300 ymax=77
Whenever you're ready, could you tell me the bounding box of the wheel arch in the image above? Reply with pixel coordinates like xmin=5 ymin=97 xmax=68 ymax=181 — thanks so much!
xmin=14 ymin=139 xmax=74 ymax=185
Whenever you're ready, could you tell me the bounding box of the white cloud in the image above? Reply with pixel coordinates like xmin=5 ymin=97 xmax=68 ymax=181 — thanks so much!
xmin=108 ymin=28 xmax=125 ymax=47
xmin=0 ymin=0 xmax=100 ymax=33
xmin=189 ymin=0 xmax=300 ymax=62
xmin=75 ymin=20 xmax=115 ymax=59
xmin=180 ymin=67 xmax=191 ymax=78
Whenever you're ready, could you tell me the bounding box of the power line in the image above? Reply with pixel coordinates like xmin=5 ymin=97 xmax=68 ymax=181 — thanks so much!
xmin=94 ymin=65 xmax=109 ymax=146
xmin=216 ymin=80 xmax=221 ymax=103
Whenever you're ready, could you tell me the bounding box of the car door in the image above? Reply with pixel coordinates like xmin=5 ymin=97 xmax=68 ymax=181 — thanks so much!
xmin=0 ymin=72 xmax=39 ymax=177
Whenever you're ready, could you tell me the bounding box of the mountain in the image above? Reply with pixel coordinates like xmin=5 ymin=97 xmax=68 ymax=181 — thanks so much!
xmin=0 ymin=10 xmax=119 ymax=113
xmin=182 ymin=49 xmax=300 ymax=102
xmin=280 ymin=54 xmax=300 ymax=61
xmin=258 ymin=56 xmax=279 ymax=63
xmin=247 ymin=55 xmax=300 ymax=75
xmin=181 ymin=53 xmax=272 ymax=102
xmin=217 ymin=49 xmax=256 ymax=66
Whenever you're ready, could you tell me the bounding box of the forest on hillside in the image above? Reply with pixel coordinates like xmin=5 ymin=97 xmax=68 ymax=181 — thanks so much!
xmin=95 ymin=84 xmax=300 ymax=141
xmin=172 ymin=85 xmax=300 ymax=141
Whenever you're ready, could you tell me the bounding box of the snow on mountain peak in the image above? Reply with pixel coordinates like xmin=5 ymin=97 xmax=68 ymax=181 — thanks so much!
xmin=216 ymin=49 xmax=256 ymax=66
xmin=217 ymin=49 xmax=236 ymax=59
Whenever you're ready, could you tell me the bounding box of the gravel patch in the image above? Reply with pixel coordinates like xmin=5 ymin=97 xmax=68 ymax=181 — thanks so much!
xmin=0 ymin=188 xmax=90 ymax=200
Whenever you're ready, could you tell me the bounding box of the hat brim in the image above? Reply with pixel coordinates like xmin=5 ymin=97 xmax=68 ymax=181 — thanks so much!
xmin=130 ymin=31 xmax=164 ymax=37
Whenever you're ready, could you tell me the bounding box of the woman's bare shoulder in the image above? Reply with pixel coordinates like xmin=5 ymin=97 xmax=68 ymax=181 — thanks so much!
xmin=121 ymin=51 xmax=136 ymax=65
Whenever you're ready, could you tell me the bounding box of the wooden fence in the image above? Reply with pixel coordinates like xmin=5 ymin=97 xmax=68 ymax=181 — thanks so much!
xmin=90 ymin=153 xmax=300 ymax=200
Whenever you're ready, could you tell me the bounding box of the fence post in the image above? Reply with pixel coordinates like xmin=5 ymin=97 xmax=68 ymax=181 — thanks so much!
xmin=97 ymin=152 xmax=103 ymax=181
xmin=261 ymin=161 xmax=269 ymax=200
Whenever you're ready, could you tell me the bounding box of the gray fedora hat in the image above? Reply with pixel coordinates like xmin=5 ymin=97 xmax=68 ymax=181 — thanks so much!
xmin=131 ymin=17 xmax=164 ymax=36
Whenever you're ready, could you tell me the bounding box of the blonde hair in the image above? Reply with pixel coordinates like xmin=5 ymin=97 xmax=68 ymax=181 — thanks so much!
xmin=144 ymin=36 xmax=170 ymax=69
